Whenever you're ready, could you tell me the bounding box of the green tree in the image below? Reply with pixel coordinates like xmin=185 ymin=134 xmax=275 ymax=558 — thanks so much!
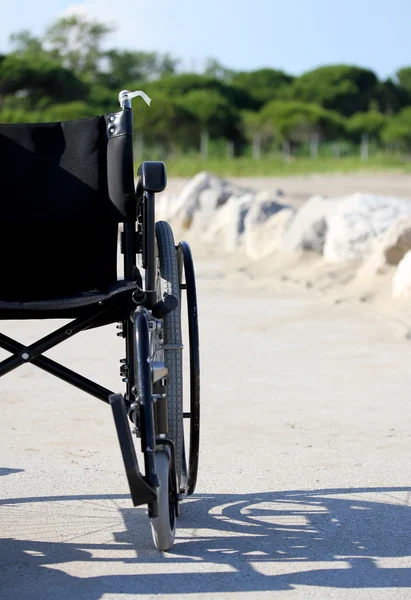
xmin=241 ymin=110 xmax=265 ymax=159
xmin=132 ymin=94 xmax=197 ymax=151
xmin=44 ymin=101 xmax=97 ymax=121
xmin=381 ymin=106 xmax=411 ymax=150
xmin=100 ymin=49 xmax=179 ymax=89
xmin=146 ymin=73 xmax=257 ymax=111
xmin=373 ymin=79 xmax=410 ymax=114
xmin=44 ymin=14 xmax=114 ymax=80
xmin=396 ymin=67 xmax=411 ymax=95
xmin=260 ymin=100 xmax=345 ymax=147
xmin=0 ymin=53 xmax=87 ymax=108
xmin=346 ymin=111 xmax=387 ymax=142
xmin=231 ymin=68 xmax=293 ymax=106
xmin=8 ymin=30 xmax=45 ymax=58
xmin=87 ymin=84 xmax=119 ymax=114
xmin=180 ymin=89 xmax=238 ymax=135
xmin=179 ymin=89 xmax=240 ymax=156
xmin=285 ymin=65 xmax=378 ymax=116
xmin=203 ymin=58 xmax=234 ymax=81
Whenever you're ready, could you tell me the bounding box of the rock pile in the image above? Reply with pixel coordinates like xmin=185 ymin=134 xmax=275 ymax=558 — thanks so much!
xmin=157 ymin=172 xmax=411 ymax=299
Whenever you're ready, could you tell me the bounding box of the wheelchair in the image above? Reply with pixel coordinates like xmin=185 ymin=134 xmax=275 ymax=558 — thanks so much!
xmin=0 ymin=90 xmax=200 ymax=551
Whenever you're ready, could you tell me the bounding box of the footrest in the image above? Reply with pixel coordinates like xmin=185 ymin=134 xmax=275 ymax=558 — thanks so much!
xmin=110 ymin=394 xmax=157 ymax=507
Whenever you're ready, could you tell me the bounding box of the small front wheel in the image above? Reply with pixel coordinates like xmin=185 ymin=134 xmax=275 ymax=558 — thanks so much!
xmin=150 ymin=450 xmax=176 ymax=551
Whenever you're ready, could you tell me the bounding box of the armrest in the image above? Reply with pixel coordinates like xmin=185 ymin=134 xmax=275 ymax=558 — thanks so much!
xmin=136 ymin=161 xmax=167 ymax=197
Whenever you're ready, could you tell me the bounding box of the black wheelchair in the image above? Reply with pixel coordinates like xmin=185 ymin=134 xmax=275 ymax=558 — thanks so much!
xmin=0 ymin=90 xmax=200 ymax=551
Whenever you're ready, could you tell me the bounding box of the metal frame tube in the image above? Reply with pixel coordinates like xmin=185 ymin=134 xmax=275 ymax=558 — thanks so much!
xmin=143 ymin=192 xmax=156 ymax=308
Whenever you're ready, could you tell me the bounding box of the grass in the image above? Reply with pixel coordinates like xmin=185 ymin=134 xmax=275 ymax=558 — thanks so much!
xmin=160 ymin=152 xmax=411 ymax=178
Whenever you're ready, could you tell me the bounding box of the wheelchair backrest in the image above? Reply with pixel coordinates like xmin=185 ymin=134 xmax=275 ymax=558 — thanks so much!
xmin=0 ymin=111 xmax=136 ymax=301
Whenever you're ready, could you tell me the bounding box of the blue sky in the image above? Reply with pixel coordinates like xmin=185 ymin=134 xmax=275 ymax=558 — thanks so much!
xmin=0 ymin=0 xmax=409 ymax=79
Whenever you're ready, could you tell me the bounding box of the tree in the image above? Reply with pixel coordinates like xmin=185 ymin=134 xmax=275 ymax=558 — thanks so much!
xmin=146 ymin=73 xmax=257 ymax=111
xmin=346 ymin=111 xmax=387 ymax=142
xmin=260 ymin=100 xmax=345 ymax=147
xmin=381 ymin=106 xmax=411 ymax=150
xmin=132 ymin=94 xmax=197 ymax=151
xmin=87 ymin=84 xmax=120 ymax=114
xmin=231 ymin=68 xmax=294 ymax=106
xmin=396 ymin=67 xmax=411 ymax=95
xmin=0 ymin=53 xmax=87 ymax=108
xmin=44 ymin=14 xmax=114 ymax=80
xmin=100 ymin=50 xmax=179 ymax=89
xmin=43 ymin=101 xmax=97 ymax=121
xmin=241 ymin=110 xmax=264 ymax=159
xmin=373 ymin=79 xmax=410 ymax=115
xmin=8 ymin=30 xmax=45 ymax=58
xmin=179 ymin=89 xmax=240 ymax=157
xmin=285 ymin=65 xmax=378 ymax=116
xmin=203 ymin=58 xmax=234 ymax=81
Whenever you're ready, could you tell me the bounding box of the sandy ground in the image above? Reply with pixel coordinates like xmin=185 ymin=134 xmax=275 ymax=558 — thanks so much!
xmin=1 ymin=253 xmax=410 ymax=599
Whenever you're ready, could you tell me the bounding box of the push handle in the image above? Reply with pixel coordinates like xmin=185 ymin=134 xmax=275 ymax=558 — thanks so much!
xmin=118 ymin=89 xmax=152 ymax=109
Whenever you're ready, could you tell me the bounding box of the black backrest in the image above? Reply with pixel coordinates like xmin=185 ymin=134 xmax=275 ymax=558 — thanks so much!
xmin=0 ymin=112 xmax=135 ymax=301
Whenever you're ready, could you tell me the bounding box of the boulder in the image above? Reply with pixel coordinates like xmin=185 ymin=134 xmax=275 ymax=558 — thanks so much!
xmin=171 ymin=171 xmax=240 ymax=223
xmin=282 ymin=195 xmax=339 ymax=254
xmin=203 ymin=193 xmax=254 ymax=253
xmin=324 ymin=193 xmax=411 ymax=262
xmin=190 ymin=188 xmax=229 ymax=232
xmin=380 ymin=216 xmax=411 ymax=265
xmin=356 ymin=215 xmax=411 ymax=279
xmin=392 ymin=250 xmax=411 ymax=299
xmin=243 ymin=192 xmax=294 ymax=260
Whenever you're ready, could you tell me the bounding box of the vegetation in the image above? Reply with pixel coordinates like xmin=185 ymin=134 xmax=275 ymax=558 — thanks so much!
xmin=1 ymin=14 xmax=411 ymax=175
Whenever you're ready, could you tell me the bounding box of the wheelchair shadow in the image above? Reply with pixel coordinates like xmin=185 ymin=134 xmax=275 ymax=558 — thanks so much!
xmin=0 ymin=467 xmax=24 ymax=476
xmin=0 ymin=487 xmax=410 ymax=599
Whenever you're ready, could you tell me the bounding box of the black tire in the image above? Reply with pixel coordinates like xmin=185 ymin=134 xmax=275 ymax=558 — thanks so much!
xmin=150 ymin=450 xmax=175 ymax=551
xmin=155 ymin=221 xmax=183 ymax=483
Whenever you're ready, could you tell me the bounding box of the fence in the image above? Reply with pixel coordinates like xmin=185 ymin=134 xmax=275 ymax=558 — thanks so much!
xmin=133 ymin=135 xmax=404 ymax=164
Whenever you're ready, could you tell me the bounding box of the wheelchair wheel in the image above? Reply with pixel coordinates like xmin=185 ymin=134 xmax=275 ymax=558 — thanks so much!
xmin=155 ymin=221 xmax=183 ymax=483
xmin=177 ymin=241 xmax=200 ymax=496
xmin=150 ymin=450 xmax=176 ymax=551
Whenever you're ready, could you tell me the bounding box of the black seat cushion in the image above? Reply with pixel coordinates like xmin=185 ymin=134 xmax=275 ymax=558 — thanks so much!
xmin=0 ymin=221 xmax=120 ymax=302
xmin=0 ymin=280 xmax=137 ymax=320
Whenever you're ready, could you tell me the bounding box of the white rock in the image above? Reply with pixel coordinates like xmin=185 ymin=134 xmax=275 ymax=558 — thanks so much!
xmin=243 ymin=193 xmax=294 ymax=260
xmin=190 ymin=188 xmax=226 ymax=232
xmin=324 ymin=194 xmax=411 ymax=262
xmin=171 ymin=172 xmax=238 ymax=222
xmin=392 ymin=250 xmax=411 ymax=298
xmin=379 ymin=216 xmax=411 ymax=265
xmin=203 ymin=193 xmax=254 ymax=253
xmin=282 ymin=195 xmax=339 ymax=254
xmin=357 ymin=215 xmax=411 ymax=279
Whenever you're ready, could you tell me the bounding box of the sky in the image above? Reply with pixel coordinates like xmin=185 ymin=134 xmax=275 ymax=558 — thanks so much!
xmin=0 ymin=0 xmax=410 ymax=79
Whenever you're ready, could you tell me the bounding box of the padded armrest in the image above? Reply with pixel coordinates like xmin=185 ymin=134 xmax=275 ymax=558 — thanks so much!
xmin=136 ymin=161 xmax=167 ymax=196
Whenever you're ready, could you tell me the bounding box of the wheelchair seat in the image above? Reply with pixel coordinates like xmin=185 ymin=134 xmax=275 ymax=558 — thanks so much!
xmin=0 ymin=279 xmax=138 ymax=319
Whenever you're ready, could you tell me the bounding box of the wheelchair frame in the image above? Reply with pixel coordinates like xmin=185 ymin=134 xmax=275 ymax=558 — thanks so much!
xmin=0 ymin=91 xmax=200 ymax=551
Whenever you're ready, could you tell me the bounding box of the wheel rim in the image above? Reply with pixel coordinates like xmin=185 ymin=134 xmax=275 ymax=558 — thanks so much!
xmin=177 ymin=241 xmax=200 ymax=496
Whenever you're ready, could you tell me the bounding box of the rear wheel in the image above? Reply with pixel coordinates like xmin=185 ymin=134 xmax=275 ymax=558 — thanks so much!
xmin=154 ymin=221 xmax=184 ymax=484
